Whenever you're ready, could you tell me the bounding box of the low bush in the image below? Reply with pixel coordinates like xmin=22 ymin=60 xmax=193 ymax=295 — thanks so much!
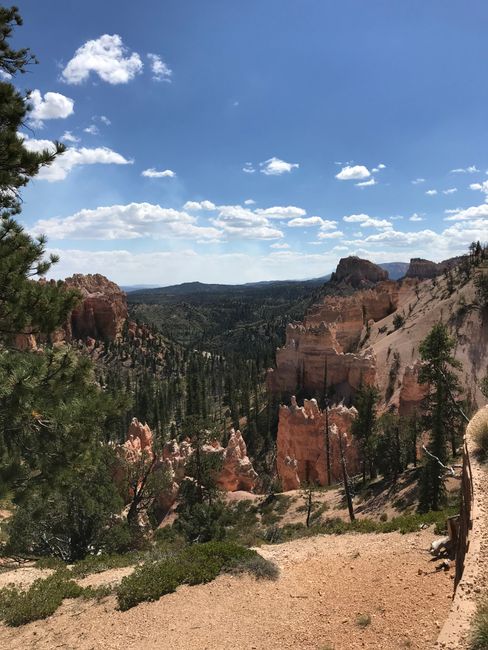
xmin=356 ymin=613 xmax=371 ymax=628
xmin=116 ymin=541 xmax=277 ymax=611
xmin=472 ymin=420 xmax=488 ymax=459
xmin=68 ymin=552 xmax=140 ymax=578
xmin=471 ymin=598 xmax=488 ymax=649
xmin=0 ymin=573 xmax=82 ymax=627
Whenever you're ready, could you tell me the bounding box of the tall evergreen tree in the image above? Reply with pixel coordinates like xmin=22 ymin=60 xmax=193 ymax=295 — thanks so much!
xmin=351 ymin=384 xmax=379 ymax=482
xmin=418 ymin=322 xmax=463 ymax=512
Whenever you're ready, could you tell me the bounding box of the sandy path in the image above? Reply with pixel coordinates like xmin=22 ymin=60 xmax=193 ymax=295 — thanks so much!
xmin=0 ymin=529 xmax=453 ymax=650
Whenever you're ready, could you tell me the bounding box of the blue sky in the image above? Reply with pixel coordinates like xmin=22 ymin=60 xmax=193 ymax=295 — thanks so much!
xmin=11 ymin=0 xmax=488 ymax=285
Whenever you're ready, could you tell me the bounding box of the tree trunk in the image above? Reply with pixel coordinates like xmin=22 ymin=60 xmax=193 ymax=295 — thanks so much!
xmin=339 ymin=431 xmax=355 ymax=522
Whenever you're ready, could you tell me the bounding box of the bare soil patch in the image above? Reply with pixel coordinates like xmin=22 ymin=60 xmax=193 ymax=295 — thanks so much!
xmin=0 ymin=528 xmax=453 ymax=650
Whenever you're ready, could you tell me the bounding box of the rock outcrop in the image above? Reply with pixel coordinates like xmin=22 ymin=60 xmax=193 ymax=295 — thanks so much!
xmin=398 ymin=361 xmax=429 ymax=416
xmin=405 ymin=257 xmax=463 ymax=280
xmin=276 ymin=397 xmax=359 ymax=490
xmin=116 ymin=419 xmax=258 ymax=517
xmin=268 ymin=282 xmax=398 ymax=400
xmin=63 ymin=274 xmax=127 ymax=341
xmin=331 ymin=256 xmax=389 ymax=288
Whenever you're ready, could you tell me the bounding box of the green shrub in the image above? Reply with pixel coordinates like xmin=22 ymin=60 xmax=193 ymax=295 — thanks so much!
xmin=230 ymin=555 xmax=280 ymax=580
xmin=0 ymin=573 xmax=82 ymax=627
xmin=116 ymin=541 xmax=276 ymax=611
xmin=69 ymin=552 xmax=140 ymax=578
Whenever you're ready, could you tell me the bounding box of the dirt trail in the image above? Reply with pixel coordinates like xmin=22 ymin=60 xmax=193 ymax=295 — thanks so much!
xmin=0 ymin=528 xmax=453 ymax=650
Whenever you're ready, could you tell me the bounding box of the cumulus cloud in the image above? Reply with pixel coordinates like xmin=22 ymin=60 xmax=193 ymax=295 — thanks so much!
xmin=99 ymin=115 xmax=111 ymax=125
xmin=260 ymin=157 xmax=299 ymax=176
xmin=255 ymin=206 xmax=306 ymax=220
xmin=28 ymin=89 xmax=74 ymax=126
xmin=335 ymin=165 xmax=370 ymax=181
xmin=356 ymin=178 xmax=377 ymax=188
xmin=444 ymin=203 xmax=488 ymax=221
xmin=451 ymin=165 xmax=479 ymax=173
xmin=183 ymin=200 xmax=216 ymax=211
xmin=343 ymin=214 xmax=392 ymax=229
xmin=84 ymin=124 xmax=99 ymax=135
xmin=270 ymin=242 xmax=291 ymax=249
xmin=147 ymin=53 xmax=172 ymax=82
xmin=411 ymin=178 xmax=425 ymax=184
xmin=470 ymin=181 xmax=488 ymax=195
xmin=211 ymin=205 xmax=283 ymax=240
xmin=318 ymin=230 xmax=343 ymax=240
xmin=61 ymin=34 xmax=143 ymax=84
xmin=288 ymin=216 xmax=327 ymax=228
xmin=21 ymin=135 xmax=132 ymax=181
xmin=409 ymin=213 xmax=424 ymax=222
xmin=425 ymin=189 xmax=438 ymax=195
xmin=443 ymin=188 xmax=457 ymax=195
xmin=371 ymin=163 xmax=386 ymax=172
xmin=242 ymin=162 xmax=255 ymax=174
xmin=244 ymin=199 xmax=255 ymax=205
xmin=32 ymin=202 xmax=222 ymax=241
xmin=61 ymin=131 xmax=80 ymax=143
xmin=142 ymin=168 xmax=175 ymax=178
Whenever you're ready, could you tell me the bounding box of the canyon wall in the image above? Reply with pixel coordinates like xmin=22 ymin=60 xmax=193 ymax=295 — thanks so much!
xmin=267 ymin=281 xmax=398 ymax=400
xmin=331 ymin=256 xmax=389 ymax=288
xmin=276 ymin=397 xmax=359 ymax=490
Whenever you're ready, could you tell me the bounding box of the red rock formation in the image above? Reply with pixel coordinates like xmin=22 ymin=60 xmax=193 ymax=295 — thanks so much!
xmin=331 ymin=256 xmax=389 ymax=288
xmin=63 ymin=274 xmax=127 ymax=341
xmin=276 ymin=397 xmax=360 ymax=490
xmin=267 ymin=282 xmax=398 ymax=399
xmin=398 ymin=361 xmax=429 ymax=416
xmin=405 ymin=257 xmax=463 ymax=280
xmin=116 ymin=420 xmax=258 ymax=517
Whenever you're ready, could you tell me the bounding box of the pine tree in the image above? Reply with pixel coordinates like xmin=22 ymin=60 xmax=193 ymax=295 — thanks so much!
xmin=351 ymin=384 xmax=379 ymax=482
xmin=418 ymin=323 xmax=463 ymax=512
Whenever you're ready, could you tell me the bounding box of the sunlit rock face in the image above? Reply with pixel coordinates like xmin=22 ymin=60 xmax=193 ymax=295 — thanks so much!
xmin=276 ymin=397 xmax=360 ymax=490
xmin=115 ymin=419 xmax=259 ymax=517
xmin=332 ymin=256 xmax=389 ymax=288
xmin=267 ymin=281 xmax=398 ymax=400
xmin=63 ymin=273 xmax=128 ymax=341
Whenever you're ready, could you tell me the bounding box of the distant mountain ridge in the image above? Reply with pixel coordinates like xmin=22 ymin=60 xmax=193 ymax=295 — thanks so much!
xmin=125 ymin=262 xmax=408 ymax=297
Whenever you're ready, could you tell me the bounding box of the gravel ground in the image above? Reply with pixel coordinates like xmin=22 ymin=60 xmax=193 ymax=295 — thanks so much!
xmin=0 ymin=528 xmax=453 ymax=650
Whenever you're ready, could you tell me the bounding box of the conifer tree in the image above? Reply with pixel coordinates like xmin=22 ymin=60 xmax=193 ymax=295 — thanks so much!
xmin=418 ymin=323 xmax=463 ymax=512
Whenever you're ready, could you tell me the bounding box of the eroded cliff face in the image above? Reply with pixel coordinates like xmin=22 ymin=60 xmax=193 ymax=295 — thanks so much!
xmin=332 ymin=256 xmax=389 ymax=288
xmin=63 ymin=274 xmax=128 ymax=341
xmin=117 ymin=419 xmax=259 ymax=517
xmin=267 ymin=281 xmax=398 ymax=400
xmin=276 ymin=397 xmax=359 ymax=490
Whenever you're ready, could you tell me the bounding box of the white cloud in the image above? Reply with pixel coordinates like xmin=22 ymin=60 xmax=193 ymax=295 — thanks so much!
xmin=260 ymin=157 xmax=299 ymax=176
xmin=425 ymin=189 xmax=438 ymax=195
xmin=356 ymin=178 xmax=377 ymax=188
xmin=21 ymin=135 xmax=132 ymax=181
xmin=288 ymin=216 xmax=326 ymax=228
xmin=242 ymin=163 xmax=255 ymax=174
xmin=318 ymin=230 xmax=344 ymax=240
xmin=443 ymin=188 xmax=457 ymax=195
xmin=61 ymin=131 xmax=80 ymax=143
xmin=211 ymin=205 xmax=283 ymax=240
xmin=244 ymin=199 xmax=255 ymax=205
xmin=470 ymin=180 xmax=488 ymax=195
xmin=0 ymin=70 xmax=12 ymax=80
xmin=147 ymin=53 xmax=172 ymax=82
xmin=32 ymin=202 xmax=222 ymax=241
xmin=270 ymin=242 xmax=290 ymax=249
xmin=84 ymin=124 xmax=99 ymax=135
xmin=255 ymin=206 xmax=306 ymax=220
xmin=451 ymin=165 xmax=479 ymax=173
xmin=409 ymin=213 xmax=424 ymax=222
xmin=142 ymin=168 xmax=175 ymax=178
xmin=99 ymin=115 xmax=111 ymax=125
xmin=29 ymin=89 xmax=74 ymax=126
xmin=343 ymin=213 xmax=392 ymax=229
xmin=371 ymin=163 xmax=386 ymax=173
xmin=335 ymin=165 xmax=370 ymax=181
xmin=183 ymin=200 xmax=216 ymax=211
xmin=61 ymin=34 xmax=143 ymax=85
xmin=411 ymin=178 xmax=425 ymax=184
xmin=444 ymin=203 xmax=488 ymax=221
